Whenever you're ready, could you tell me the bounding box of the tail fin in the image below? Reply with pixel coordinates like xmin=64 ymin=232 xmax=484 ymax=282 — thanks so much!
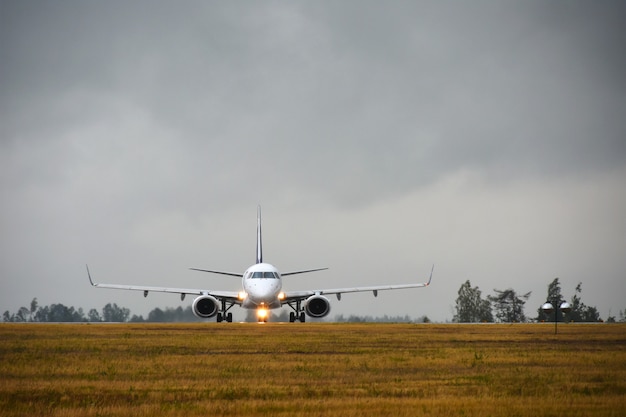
xmin=256 ymin=205 xmax=263 ymax=264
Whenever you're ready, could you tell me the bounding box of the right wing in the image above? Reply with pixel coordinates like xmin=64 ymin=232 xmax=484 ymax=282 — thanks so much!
xmin=86 ymin=265 xmax=239 ymax=300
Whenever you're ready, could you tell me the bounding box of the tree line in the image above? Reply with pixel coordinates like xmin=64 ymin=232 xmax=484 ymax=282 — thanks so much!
xmin=453 ymin=277 xmax=616 ymax=323
xmin=3 ymin=278 xmax=623 ymax=323
xmin=2 ymin=299 xmax=432 ymax=323
xmin=2 ymin=299 xmax=206 ymax=323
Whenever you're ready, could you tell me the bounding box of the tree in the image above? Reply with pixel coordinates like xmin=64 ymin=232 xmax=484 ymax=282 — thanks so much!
xmin=454 ymin=280 xmax=493 ymax=323
xmin=538 ymin=278 xmax=566 ymax=322
xmin=15 ymin=307 xmax=30 ymax=322
xmin=47 ymin=304 xmax=85 ymax=322
xmin=48 ymin=304 xmax=71 ymax=322
xmin=34 ymin=305 xmax=49 ymax=322
xmin=2 ymin=298 xmax=39 ymax=322
xmin=147 ymin=308 xmax=165 ymax=322
xmin=3 ymin=311 xmax=14 ymax=322
xmin=489 ymin=288 xmax=531 ymax=323
xmin=88 ymin=308 xmax=102 ymax=322
xmin=102 ymin=303 xmax=130 ymax=322
xmin=606 ymin=313 xmax=616 ymax=323
xmin=581 ymin=306 xmax=601 ymax=322
xmin=30 ymin=298 xmax=39 ymax=321
xmin=569 ymin=283 xmax=601 ymax=322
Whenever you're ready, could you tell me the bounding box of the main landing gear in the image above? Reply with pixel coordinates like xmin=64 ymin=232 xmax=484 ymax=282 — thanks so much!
xmin=289 ymin=312 xmax=306 ymax=323
xmin=216 ymin=312 xmax=233 ymax=323
xmin=287 ymin=300 xmax=306 ymax=322
xmin=217 ymin=299 xmax=235 ymax=322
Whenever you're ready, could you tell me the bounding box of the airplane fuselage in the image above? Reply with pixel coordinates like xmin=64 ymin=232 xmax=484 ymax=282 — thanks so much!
xmin=241 ymin=262 xmax=284 ymax=310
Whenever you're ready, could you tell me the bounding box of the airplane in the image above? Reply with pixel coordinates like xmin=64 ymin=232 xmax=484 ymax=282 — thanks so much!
xmin=87 ymin=206 xmax=433 ymax=322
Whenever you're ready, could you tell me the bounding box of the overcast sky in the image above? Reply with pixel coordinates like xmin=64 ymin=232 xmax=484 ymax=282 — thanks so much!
xmin=1 ymin=1 xmax=625 ymax=322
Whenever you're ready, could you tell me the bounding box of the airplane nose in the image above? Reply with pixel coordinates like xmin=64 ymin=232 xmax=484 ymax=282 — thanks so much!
xmin=246 ymin=279 xmax=280 ymax=302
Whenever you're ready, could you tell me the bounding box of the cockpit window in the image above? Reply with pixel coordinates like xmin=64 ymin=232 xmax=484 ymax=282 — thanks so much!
xmin=249 ymin=271 xmax=278 ymax=279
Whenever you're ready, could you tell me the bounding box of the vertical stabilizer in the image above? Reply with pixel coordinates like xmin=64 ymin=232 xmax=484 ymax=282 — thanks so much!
xmin=256 ymin=205 xmax=263 ymax=264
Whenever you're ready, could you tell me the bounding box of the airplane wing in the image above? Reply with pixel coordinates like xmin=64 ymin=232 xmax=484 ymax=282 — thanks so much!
xmin=86 ymin=265 xmax=239 ymax=300
xmin=283 ymin=265 xmax=433 ymax=302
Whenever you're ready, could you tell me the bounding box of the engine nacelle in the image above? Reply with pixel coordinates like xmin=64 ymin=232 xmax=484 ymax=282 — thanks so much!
xmin=192 ymin=295 xmax=220 ymax=318
xmin=304 ymin=295 xmax=331 ymax=318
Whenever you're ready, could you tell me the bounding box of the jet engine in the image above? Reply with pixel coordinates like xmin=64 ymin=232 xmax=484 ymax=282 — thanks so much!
xmin=192 ymin=295 xmax=220 ymax=318
xmin=304 ymin=295 xmax=331 ymax=318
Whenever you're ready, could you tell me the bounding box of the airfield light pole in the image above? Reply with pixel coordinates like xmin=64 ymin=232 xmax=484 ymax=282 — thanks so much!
xmin=541 ymin=300 xmax=572 ymax=334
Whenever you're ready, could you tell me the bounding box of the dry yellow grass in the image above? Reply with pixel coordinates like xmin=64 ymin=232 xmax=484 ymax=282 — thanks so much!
xmin=0 ymin=323 xmax=624 ymax=416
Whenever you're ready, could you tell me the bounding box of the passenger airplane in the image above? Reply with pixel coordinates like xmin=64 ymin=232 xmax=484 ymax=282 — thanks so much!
xmin=87 ymin=206 xmax=433 ymax=322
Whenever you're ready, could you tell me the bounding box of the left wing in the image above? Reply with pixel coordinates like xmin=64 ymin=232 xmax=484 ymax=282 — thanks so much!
xmin=86 ymin=265 xmax=239 ymax=300
xmin=283 ymin=265 xmax=434 ymax=302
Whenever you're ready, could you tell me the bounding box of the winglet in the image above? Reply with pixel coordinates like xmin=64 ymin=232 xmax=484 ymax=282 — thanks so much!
xmin=426 ymin=264 xmax=434 ymax=286
xmin=256 ymin=205 xmax=263 ymax=264
xmin=86 ymin=264 xmax=96 ymax=286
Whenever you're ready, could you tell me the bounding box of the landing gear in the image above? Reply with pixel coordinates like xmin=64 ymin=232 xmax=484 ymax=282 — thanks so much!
xmin=288 ymin=303 xmax=306 ymax=322
xmin=216 ymin=312 xmax=233 ymax=323
xmin=216 ymin=299 xmax=235 ymax=323
xmin=288 ymin=312 xmax=305 ymax=322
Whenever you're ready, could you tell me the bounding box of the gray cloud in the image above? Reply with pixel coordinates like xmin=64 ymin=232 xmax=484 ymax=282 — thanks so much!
xmin=1 ymin=1 xmax=625 ymax=321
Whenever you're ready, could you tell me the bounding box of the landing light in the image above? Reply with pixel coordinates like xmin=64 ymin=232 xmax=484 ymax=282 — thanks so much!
xmin=278 ymin=292 xmax=285 ymax=300
xmin=238 ymin=292 xmax=247 ymax=300
xmin=257 ymin=308 xmax=268 ymax=319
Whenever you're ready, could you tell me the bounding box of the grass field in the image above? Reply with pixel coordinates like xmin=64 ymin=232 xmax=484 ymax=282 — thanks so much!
xmin=0 ymin=323 xmax=624 ymax=416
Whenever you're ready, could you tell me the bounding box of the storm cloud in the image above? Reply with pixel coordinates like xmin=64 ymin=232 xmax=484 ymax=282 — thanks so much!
xmin=1 ymin=1 xmax=625 ymax=321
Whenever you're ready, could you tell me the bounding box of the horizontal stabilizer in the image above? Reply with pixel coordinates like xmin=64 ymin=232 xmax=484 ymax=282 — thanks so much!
xmin=282 ymin=268 xmax=328 ymax=276
xmin=189 ymin=268 xmax=243 ymax=277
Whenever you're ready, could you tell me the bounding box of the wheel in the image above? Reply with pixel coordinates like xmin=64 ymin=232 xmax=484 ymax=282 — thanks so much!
xmin=216 ymin=313 xmax=223 ymax=323
xmin=289 ymin=312 xmax=296 ymax=323
xmin=299 ymin=312 xmax=306 ymax=323
xmin=226 ymin=312 xmax=233 ymax=323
